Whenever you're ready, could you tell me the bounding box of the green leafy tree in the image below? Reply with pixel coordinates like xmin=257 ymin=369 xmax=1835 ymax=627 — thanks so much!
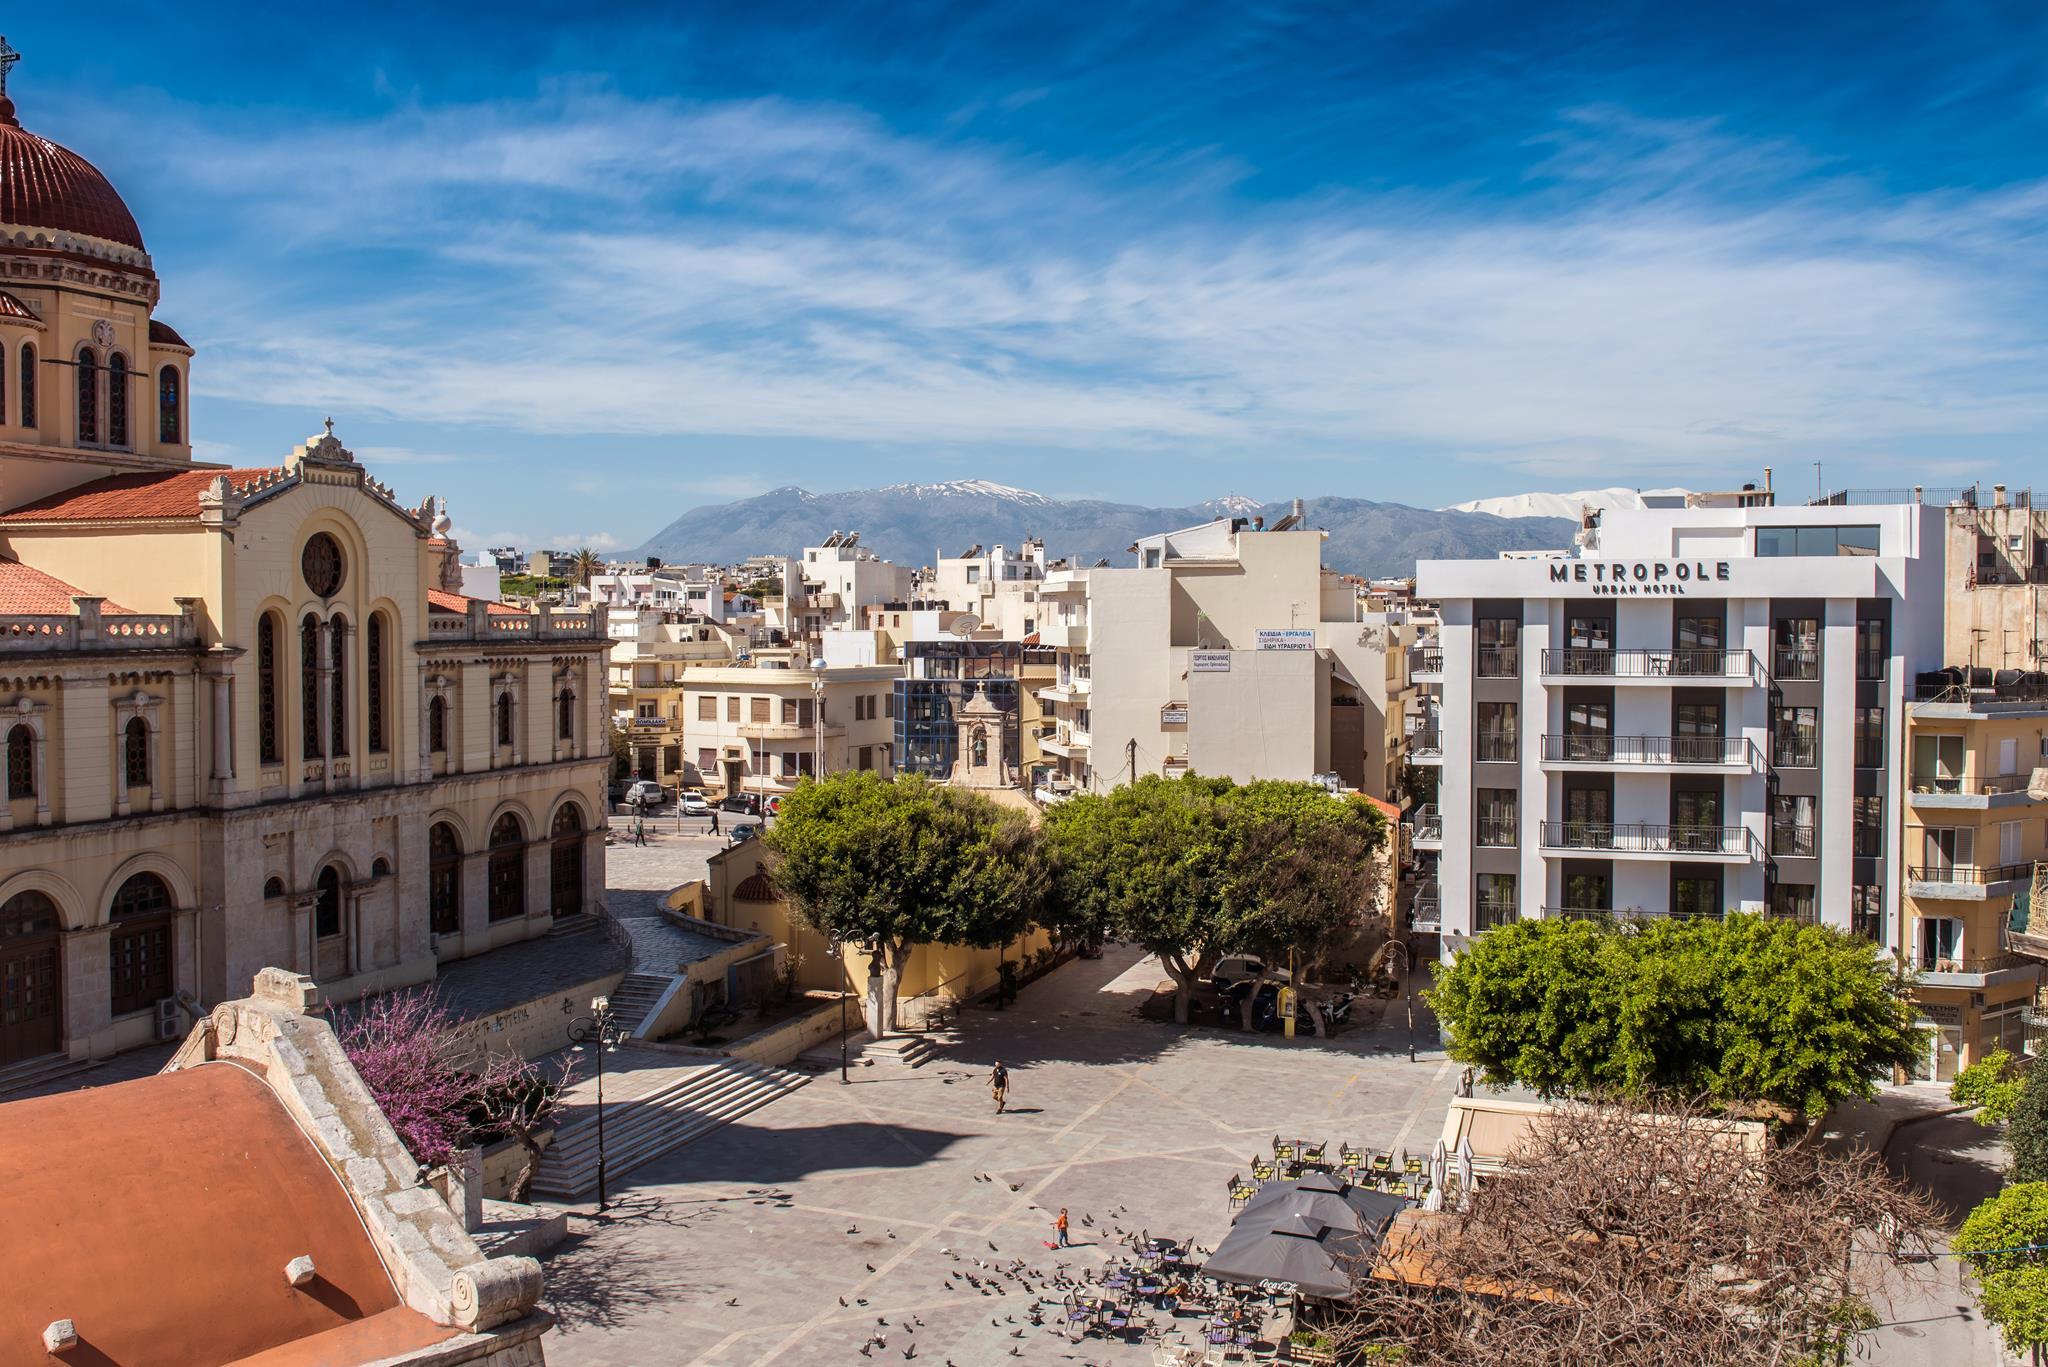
xmin=1044 ymin=773 xmax=1235 ymax=1023
xmin=1959 ymin=1183 xmax=2048 ymax=1363
xmin=604 ymin=716 xmax=632 ymax=782
xmin=2009 ymin=1061 xmax=2048 ymax=1184
xmin=1955 ymin=1048 xmax=2031 ymax=1125
xmin=1429 ymin=914 xmax=1919 ymax=1122
xmin=764 ymin=771 xmax=1043 ymax=1034
xmin=1216 ymin=781 xmax=1387 ymax=1034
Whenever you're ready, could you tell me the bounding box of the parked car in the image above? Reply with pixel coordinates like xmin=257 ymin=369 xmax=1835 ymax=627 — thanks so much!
xmin=1210 ymin=956 xmax=1290 ymax=994
xmin=728 ymin=823 xmax=761 ymax=844
xmin=677 ymin=791 xmax=711 ymax=816
xmin=720 ymin=793 xmax=763 ymax=816
xmin=622 ymin=780 xmax=669 ymax=809
xmin=763 ymin=794 xmax=785 ymax=816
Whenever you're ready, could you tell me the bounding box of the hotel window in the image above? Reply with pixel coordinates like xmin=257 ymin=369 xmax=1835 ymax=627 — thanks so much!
xmin=1855 ymin=708 xmax=1884 ymax=769
xmin=751 ymin=697 xmax=771 ymax=723
xmin=1756 ymin=525 xmax=1879 ymax=557
xmin=1476 ymin=789 xmax=1517 ymax=846
xmin=366 ymin=615 xmax=387 ymax=753
xmin=698 ymin=695 xmax=716 ymax=721
xmin=428 ymin=696 xmax=446 ymax=753
xmin=107 ymin=353 xmax=128 ymax=447
xmin=1768 ymin=882 xmax=1816 ymax=923
xmin=1673 ymin=875 xmax=1721 ymax=920
xmin=1476 ymin=617 xmax=1518 ymax=677
xmin=1565 ymin=616 xmax=1612 ymax=650
xmin=123 ymin=717 xmax=149 ymax=788
xmin=1771 ymin=794 xmax=1816 ymax=856
xmin=75 ymin=345 xmax=98 ymax=444
xmin=1674 ymin=702 xmax=1723 ymax=763
xmin=1772 ymin=618 xmax=1819 ymax=679
xmin=1563 ymin=872 xmax=1610 ymax=913
xmin=1475 ymin=873 xmax=1518 ymax=931
xmin=1853 ymin=794 xmax=1883 ymax=857
xmin=1855 ymin=617 xmax=1886 ymax=680
xmin=1476 ymin=702 xmax=1518 ymax=762
xmin=726 ymin=696 xmax=740 ymax=723
xmin=1673 ymin=790 xmax=1723 ymax=850
xmin=1772 ymin=705 xmax=1818 ymax=767
xmin=109 ymin=873 xmax=174 ymax=1015
xmin=1851 ymin=884 xmax=1883 ymax=941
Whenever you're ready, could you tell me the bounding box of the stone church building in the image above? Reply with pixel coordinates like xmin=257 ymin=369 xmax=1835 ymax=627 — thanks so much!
xmin=0 ymin=63 xmax=610 ymax=1070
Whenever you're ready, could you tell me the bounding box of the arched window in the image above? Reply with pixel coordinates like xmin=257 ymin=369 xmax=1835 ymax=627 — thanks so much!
xmin=107 ymin=353 xmax=128 ymax=447
xmin=429 ymin=822 xmax=461 ymax=935
xmin=108 ymin=873 xmax=173 ymax=1016
xmin=549 ymin=804 xmax=585 ymax=917
xmin=263 ymin=877 xmax=285 ymax=900
xmin=557 ymin=687 xmax=575 ymax=743
xmin=257 ymin=613 xmax=281 ymax=766
xmin=123 ymin=717 xmax=150 ymax=788
xmin=5 ymin=724 xmax=31 ymax=799
xmin=75 ymin=345 xmax=97 ymax=444
xmin=496 ymin=691 xmax=514 ymax=748
xmin=158 ymin=365 xmax=180 ymax=444
xmin=487 ymin=813 xmax=525 ymax=922
xmin=366 ymin=614 xmax=387 ymax=754
xmin=329 ymin=616 xmax=348 ymax=758
xmin=428 ymin=695 xmax=447 ymax=753
xmin=0 ymin=336 xmax=6 ymax=424
xmin=300 ymin=614 xmax=322 ymax=760
xmin=314 ymin=866 xmax=342 ymax=941
xmin=371 ymin=856 xmax=390 ymax=878
xmin=19 ymin=342 xmax=35 ymax=429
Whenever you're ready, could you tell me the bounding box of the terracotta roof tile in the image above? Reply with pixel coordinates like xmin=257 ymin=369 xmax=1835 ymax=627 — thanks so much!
xmin=0 ymin=558 xmax=132 ymax=614
xmin=427 ymin=588 xmax=523 ymax=616
xmin=0 ymin=116 xmax=147 ymax=251
xmin=0 ymin=466 xmax=279 ymax=522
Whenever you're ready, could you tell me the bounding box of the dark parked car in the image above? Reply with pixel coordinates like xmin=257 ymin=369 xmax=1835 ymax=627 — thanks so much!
xmin=720 ymin=793 xmax=763 ymax=816
xmin=728 ymin=823 xmax=762 ymax=844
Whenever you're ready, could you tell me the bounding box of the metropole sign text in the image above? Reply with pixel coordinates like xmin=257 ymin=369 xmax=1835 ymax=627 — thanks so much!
xmin=1548 ymin=559 xmax=1732 ymax=596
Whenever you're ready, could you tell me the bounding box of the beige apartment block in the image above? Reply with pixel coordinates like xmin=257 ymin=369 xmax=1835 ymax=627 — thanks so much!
xmin=677 ymin=663 xmax=900 ymax=800
xmin=1940 ymin=484 xmax=2046 ymax=671
xmin=0 ymin=89 xmax=609 ymax=1070
xmin=1901 ymin=687 xmax=2048 ymax=1079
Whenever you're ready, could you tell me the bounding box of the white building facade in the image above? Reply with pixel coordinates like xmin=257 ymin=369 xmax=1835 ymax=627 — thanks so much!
xmin=1414 ymin=496 xmax=1946 ymax=953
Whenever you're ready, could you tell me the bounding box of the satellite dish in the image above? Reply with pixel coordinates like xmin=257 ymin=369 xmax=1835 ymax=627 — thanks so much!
xmin=950 ymin=614 xmax=981 ymax=638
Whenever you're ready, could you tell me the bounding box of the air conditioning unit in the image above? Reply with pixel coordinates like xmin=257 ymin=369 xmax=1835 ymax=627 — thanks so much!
xmin=154 ymin=996 xmax=183 ymax=1041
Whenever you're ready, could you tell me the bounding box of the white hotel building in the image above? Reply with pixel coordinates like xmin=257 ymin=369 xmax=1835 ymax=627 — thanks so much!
xmin=1412 ymin=490 xmax=1946 ymax=951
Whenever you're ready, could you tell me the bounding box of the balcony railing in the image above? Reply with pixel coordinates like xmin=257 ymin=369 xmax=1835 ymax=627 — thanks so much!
xmin=1907 ymin=863 xmax=2031 ymax=886
xmin=1413 ymin=805 xmax=1443 ymax=841
xmin=1908 ymin=950 xmax=2030 ymax=975
xmin=1540 ymin=822 xmax=1760 ymax=857
xmin=1540 ymin=734 xmax=1757 ymax=767
xmin=1476 ymin=735 xmax=1519 ymax=763
xmin=1476 ymin=647 xmax=1519 ymax=679
xmin=1409 ymin=646 xmax=1444 ymax=678
xmin=1473 ymin=904 xmax=1521 ymax=932
xmin=1772 ymin=738 xmax=1819 ymax=768
xmin=1410 ymin=729 xmax=1443 ymax=758
xmin=1770 ymin=822 xmax=1816 ymax=857
xmin=1541 ymin=648 xmax=1757 ymax=680
xmin=1773 ymin=647 xmax=1820 ymax=680
xmin=1476 ymin=818 xmax=1518 ymax=847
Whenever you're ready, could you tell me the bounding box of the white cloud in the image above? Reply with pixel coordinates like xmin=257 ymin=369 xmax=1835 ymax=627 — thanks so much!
xmin=138 ymin=89 xmax=2048 ymax=486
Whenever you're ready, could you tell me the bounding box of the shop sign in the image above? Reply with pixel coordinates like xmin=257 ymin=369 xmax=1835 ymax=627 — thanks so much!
xmin=1256 ymin=629 xmax=1316 ymax=651
xmin=1192 ymin=651 xmax=1232 ymax=672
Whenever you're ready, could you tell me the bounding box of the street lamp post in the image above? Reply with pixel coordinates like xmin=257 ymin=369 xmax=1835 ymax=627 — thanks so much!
xmin=567 ymin=994 xmax=631 ymax=1211
xmin=834 ymin=939 xmax=849 ymax=1085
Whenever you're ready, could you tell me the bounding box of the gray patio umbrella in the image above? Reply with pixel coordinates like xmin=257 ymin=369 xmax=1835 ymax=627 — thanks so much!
xmin=1200 ymin=1213 xmax=1370 ymax=1301
xmin=1238 ymin=1174 xmax=1408 ymax=1238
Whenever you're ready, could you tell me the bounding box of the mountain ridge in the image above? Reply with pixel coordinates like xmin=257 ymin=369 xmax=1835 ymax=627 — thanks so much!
xmin=632 ymin=483 xmax=1576 ymax=579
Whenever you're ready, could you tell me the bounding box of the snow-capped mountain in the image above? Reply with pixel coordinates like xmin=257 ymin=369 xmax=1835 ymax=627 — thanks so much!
xmin=1445 ymin=486 xmax=1692 ymax=520
xmin=632 ymin=484 xmax=1575 ymax=577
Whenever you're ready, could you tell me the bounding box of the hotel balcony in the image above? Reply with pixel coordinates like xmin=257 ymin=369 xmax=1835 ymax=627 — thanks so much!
xmin=1411 ymin=804 xmax=1442 ymax=849
xmin=1036 ymin=677 xmax=1092 ymax=704
xmin=1409 ymin=645 xmax=1444 ymax=683
xmin=1539 ymin=734 xmax=1762 ymax=774
xmin=1905 ymin=863 xmax=2032 ymax=900
xmin=1037 ymin=621 xmax=1088 ymax=649
xmin=1907 ymin=772 xmax=2046 ymax=810
xmin=1538 ymin=648 xmax=1762 ymax=686
xmin=1538 ymin=821 xmax=1764 ymax=862
xmin=1472 ymin=903 xmax=1521 ymax=933
xmin=737 ymin=721 xmax=845 ymax=743
xmin=1408 ymin=728 xmax=1443 ymax=765
xmin=1408 ymin=883 xmax=1441 ymax=933
xmin=1041 ymin=727 xmax=1091 ymax=758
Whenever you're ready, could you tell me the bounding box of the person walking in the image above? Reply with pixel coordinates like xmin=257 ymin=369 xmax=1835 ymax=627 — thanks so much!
xmin=989 ymin=1060 xmax=1010 ymax=1115
xmin=1055 ymin=1208 xmax=1071 ymax=1248
xmin=634 ymin=817 xmax=646 ymax=847
xmin=710 ymin=808 xmax=720 ymax=837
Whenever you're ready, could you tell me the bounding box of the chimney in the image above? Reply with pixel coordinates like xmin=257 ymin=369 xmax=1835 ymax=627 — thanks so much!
xmin=1292 ymin=497 xmax=1304 ymax=520
xmin=1762 ymin=467 xmax=1773 ymax=492
xmin=1995 ymin=484 xmax=2009 ymax=508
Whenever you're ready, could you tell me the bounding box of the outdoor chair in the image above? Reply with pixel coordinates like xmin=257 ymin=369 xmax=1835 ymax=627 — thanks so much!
xmin=1229 ymin=1181 xmax=1255 ymax=1209
xmin=1251 ymin=1159 xmax=1276 ymax=1182
xmin=1303 ymin=1141 xmax=1327 ymax=1163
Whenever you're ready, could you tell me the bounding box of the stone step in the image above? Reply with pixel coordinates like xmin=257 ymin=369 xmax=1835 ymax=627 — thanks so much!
xmin=530 ymin=1059 xmax=807 ymax=1199
xmin=609 ymin=973 xmax=675 ymax=1034
xmin=546 ymin=914 xmax=598 ymax=940
xmin=0 ymin=1052 xmax=94 ymax=1100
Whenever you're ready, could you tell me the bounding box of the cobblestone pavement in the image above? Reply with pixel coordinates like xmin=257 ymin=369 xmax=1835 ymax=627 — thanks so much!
xmin=602 ymin=821 xmax=751 ymax=972
xmin=539 ymin=944 xmax=1454 ymax=1366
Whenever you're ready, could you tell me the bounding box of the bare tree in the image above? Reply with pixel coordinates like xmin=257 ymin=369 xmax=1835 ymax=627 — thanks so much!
xmin=1337 ymin=1101 xmax=1937 ymax=1366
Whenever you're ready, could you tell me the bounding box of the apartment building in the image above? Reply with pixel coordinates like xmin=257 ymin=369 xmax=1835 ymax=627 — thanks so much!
xmin=677 ymin=664 xmax=899 ymax=800
xmin=606 ymin=612 xmax=742 ymax=786
xmin=1040 ymin=510 xmax=1403 ymax=800
xmin=791 ymin=534 xmax=914 ymax=635
xmin=891 ymin=639 xmax=1056 ymax=781
xmin=926 ymin=539 xmax=1050 ymax=640
xmin=1412 ymin=489 xmax=1946 ymax=950
xmin=1935 ymin=483 xmax=2046 ymax=671
xmin=1900 ymin=673 xmax=2048 ymax=1079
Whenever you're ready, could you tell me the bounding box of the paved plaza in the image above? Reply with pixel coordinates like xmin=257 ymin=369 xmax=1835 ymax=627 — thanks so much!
xmin=539 ymin=944 xmax=1458 ymax=1366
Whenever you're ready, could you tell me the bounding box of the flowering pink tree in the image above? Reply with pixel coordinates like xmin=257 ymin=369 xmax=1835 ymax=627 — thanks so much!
xmin=337 ymin=988 xmax=569 ymax=1196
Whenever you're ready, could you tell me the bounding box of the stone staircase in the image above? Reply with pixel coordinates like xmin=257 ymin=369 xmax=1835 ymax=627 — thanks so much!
xmin=530 ymin=1055 xmax=808 ymax=1200
xmin=796 ymin=1029 xmax=957 ymax=1074
xmin=0 ymin=1052 xmax=95 ymax=1101
xmin=608 ymin=972 xmax=674 ymax=1035
xmin=545 ymin=913 xmax=598 ymax=941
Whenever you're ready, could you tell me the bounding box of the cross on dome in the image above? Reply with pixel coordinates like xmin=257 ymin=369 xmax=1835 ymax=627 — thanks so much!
xmin=0 ymin=38 xmax=18 ymax=101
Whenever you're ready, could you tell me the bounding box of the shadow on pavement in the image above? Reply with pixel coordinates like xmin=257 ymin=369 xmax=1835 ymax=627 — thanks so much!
xmin=622 ymin=1119 xmax=975 ymax=1187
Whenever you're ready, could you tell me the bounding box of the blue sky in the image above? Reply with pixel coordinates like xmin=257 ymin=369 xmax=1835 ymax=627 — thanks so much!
xmin=10 ymin=2 xmax=2048 ymax=548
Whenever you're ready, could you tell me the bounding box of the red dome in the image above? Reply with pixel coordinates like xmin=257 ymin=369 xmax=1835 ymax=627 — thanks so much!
xmin=0 ymin=97 xmax=146 ymax=251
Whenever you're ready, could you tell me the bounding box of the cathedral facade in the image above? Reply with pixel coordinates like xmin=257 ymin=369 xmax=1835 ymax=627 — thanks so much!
xmin=0 ymin=66 xmax=609 ymax=1068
